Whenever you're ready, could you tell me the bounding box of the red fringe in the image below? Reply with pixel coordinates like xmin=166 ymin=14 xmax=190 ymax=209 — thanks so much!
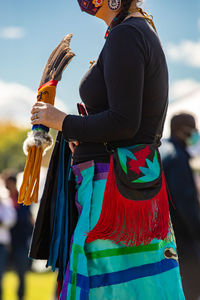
xmin=86 ymin=155 xmax=170 ymax=247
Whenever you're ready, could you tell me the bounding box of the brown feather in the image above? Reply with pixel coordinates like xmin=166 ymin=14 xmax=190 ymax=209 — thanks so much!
xmin=39 ymin=34 xmax=74 ymax=87
xmin=53 ymin=52 xmax=75 ymax=81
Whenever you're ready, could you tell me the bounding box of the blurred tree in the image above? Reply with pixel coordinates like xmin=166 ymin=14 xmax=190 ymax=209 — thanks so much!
xmin=0 ymin=124 xmax=57 ymax=173
xmin=0 ymin=124 xmax=28 ymax=172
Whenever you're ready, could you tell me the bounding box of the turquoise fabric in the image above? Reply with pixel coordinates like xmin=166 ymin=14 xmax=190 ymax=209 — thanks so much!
xmin=47 ymin=137 xmax=71 ymax=279
xmin=65 ymin=162 xmax=95 ymax=299
xmin=47 ymin=137 xmax=66 ymax=271
xmin=60 ymin=161 xmax=185 ymax=300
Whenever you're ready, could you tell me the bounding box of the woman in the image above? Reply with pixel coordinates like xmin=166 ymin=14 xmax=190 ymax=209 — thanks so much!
xmin=31 ymin=0 xmax=185 ymax=299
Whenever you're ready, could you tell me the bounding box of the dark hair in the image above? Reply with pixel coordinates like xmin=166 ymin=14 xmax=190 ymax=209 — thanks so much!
xmin=170 ymin=113 xmax=196 ymax=137
xmin=110 ymin=0 xmax=140 ymax=29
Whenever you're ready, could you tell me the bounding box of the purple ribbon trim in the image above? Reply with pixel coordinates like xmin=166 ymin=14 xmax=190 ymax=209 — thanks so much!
xmin=95 ymin=163 xmax=110 ymax=173
xmin=72 ymin=161 xmax=109 ymax=182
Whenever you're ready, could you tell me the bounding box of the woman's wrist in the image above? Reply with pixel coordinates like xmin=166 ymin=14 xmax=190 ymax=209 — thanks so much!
xmin=57 ymin=111 xmax=67 ymax=132
xmin=61 ymin=113 xmax=68 ymax=133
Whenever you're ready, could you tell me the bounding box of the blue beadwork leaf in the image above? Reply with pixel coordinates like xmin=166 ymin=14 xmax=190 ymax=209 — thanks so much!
xmin=117 ymin=148 xmax=136 ymax=174
xmin=132 ymin=151 xmax=160 ymax=183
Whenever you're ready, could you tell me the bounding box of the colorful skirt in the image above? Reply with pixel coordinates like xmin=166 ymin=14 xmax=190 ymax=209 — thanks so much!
xmin=58 ymin=160 xmax=185 ymax=300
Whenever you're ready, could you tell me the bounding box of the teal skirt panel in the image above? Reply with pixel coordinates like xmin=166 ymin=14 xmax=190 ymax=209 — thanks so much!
xmin=60 ymin=161 xmax=185 ymax=300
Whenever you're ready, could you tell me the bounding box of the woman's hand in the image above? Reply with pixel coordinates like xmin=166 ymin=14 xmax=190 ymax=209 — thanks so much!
xmin=69 ymin=141 xmax=79 ymax=154
xmin=31 ymin=102 xmax=67 ymax=131
xmin=69 ymin=141 xmax=79 ymax=165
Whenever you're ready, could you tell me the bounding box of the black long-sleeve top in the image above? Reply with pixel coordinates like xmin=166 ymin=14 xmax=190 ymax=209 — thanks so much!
xmin=62 ymin=17 xmax=169 ymax=163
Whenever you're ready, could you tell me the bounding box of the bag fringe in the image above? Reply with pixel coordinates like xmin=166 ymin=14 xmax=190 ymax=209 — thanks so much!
xmin=86 ymin=155 xmax=170 ymax=247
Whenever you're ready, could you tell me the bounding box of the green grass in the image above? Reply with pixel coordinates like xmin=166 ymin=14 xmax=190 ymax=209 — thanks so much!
xmin=2 ymin=271 xmax=57 ymax=300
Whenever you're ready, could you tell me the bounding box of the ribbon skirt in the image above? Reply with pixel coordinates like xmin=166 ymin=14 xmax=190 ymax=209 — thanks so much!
xmin=59 ymin=160 xmax=185 ymax=300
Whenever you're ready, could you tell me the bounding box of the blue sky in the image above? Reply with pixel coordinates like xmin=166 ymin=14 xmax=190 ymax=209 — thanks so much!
xmin=0 ymin=0 xmax=200 ymax=126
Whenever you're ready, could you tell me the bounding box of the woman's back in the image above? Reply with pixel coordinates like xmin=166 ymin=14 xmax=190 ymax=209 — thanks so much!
xmin=121 ymin=17 xmax=169 ymax=144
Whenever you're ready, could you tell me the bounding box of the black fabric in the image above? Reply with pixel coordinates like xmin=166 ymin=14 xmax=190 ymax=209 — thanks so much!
xmin=161 ymin=137 xmax=200 ymax=241
xmin=11 ymin=204 xmax=33 ymax=248
xmin=29 ymin=132 xmax=61 ymax=259
xmin=29 ymin=133 xmax=78 ymax=260
xmin=62 ymin=17 xmax=169 ymax=164
xmin=66 ymin=172 xmax=78 ymax=262
xmin=161 ymin=137 xmax=200 ymax=299
xmin=113 ymin=144 xmax=162 ymax=201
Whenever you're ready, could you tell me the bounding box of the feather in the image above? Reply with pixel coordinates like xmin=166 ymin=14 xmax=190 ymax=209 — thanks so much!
xmin=39 ymin=34 xmax=75 ymax=86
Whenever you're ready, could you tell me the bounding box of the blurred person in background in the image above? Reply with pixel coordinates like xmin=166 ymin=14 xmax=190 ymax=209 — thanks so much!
xmin=160 ymin=113 xmax=200 ymax=300
xmin=0 ymin=194 xmax=16 ymax=300
xmin=4 ymin=174 xmax=33 ymax=300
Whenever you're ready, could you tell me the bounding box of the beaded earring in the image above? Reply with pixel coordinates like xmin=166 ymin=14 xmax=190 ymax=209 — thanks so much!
xmin=108 ymin=0 xmax=121 ymax=11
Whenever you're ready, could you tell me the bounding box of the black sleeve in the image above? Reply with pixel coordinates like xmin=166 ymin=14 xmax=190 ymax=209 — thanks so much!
xmin=62 ymin=25 xmax=145 ymax=143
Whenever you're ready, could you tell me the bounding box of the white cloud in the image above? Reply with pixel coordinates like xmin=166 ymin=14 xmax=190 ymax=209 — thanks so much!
xmin=167 ymin=40 xmax=200 ymax=68
xmin=163 ymin=79 xmax=200 ymax=137
xmin=0 ymin=80 xmax=67 ymax=128
xmin=0 ymin=26 xmax=26 ymax=39
xmin=169 ymin=79 xmax=200 ymax=102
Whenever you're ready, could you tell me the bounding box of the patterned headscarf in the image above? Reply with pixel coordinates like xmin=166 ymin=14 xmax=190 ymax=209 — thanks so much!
xmin=77 ymin=0 xmax=104 ymax=16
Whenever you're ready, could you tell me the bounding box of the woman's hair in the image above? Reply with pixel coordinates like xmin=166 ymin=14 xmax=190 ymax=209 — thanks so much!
xmin=110 ymin=0 xmax=141 ymax=29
